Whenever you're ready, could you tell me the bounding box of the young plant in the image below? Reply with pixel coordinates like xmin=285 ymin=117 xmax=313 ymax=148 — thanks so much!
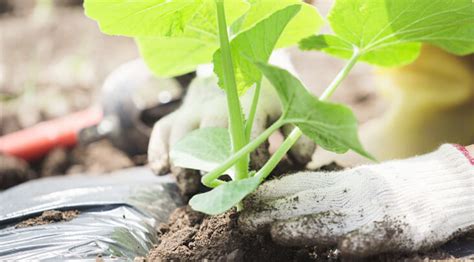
xmin=85 ymin=0 xmax=474 ymax=215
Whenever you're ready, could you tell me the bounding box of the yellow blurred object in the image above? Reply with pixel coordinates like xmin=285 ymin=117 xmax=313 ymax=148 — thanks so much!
xmin=310 ymin=45 xmax=474 ymax=168
xmin=367 ymin=45 xmax=474 ymax=160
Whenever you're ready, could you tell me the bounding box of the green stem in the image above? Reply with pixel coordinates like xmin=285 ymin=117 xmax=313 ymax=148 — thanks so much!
xmin=320 ymin=49 xmax=361 ymax=100
xmin=256 ymin=50 xmax=361 ymax=179
xmin=256 ymin=128 xmax=303 ymax=180
xmin=245 ymin=81 xmax=262 ymax=141
xmin=202 ymin=118 xmax=284 ymax=188
xmin=215 ymin=0 xmax=248 ymax=180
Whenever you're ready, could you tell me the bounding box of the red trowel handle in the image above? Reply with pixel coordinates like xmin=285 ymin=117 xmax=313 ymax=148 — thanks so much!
xmin=0 ymin=107 xmax=103 ymax=161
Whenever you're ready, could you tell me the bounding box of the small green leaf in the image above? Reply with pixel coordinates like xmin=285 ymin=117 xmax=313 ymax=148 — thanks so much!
xmin=214 ymin=5 xmax=302 ymax=95
xmin=189 ymin=175 xmax=261 ymax=215
xmin=170 ymin=127 xmax=232 ymax=174
xmin=256 ymin=62 xmax=373 ymax=159
xmin=301 ymin=0 xmax=474 ymax=67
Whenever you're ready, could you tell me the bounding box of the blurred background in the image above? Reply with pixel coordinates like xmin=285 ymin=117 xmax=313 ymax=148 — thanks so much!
xmin=0 ymin=0 xmax=143 ymax=188
xmin=0 ymin=0 xmax=385 ymax=190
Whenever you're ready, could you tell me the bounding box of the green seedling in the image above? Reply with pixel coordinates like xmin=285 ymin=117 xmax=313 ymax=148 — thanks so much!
xmin=85 ymin=0 xmax=474 ymax=215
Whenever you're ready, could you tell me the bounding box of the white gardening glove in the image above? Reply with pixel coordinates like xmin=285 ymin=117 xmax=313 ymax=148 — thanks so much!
xmin=239 ymin=144 xmax=474 ymax=257
xmin=148 ymin=50 xmax=315 ymax=195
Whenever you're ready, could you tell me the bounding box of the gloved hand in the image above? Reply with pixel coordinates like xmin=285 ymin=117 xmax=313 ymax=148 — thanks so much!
xmin=239 ymin=144 xmax=474 ymax=257
xmin=148 ymin=50 xmax=316 ymax=195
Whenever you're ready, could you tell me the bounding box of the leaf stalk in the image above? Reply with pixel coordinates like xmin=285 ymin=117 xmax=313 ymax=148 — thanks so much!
xmin=245 ymin=81 xmax=262 ymax=141
xmin=255 ymin=50 xmax=361 ymax=179
xmin=320 ymin=49 xmax=361 ymax=100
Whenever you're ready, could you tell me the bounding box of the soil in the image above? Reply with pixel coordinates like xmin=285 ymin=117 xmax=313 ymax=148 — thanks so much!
xmin=66 ymin=140 xmax=135 ymax=174
xmin=147 ymin=207 xmax=466 ymax=261
xmin=0 ymin=153 xmax=37 ymax=190
xmin=147 ymin=207 xmax=327 ymax=262
xmin=0 ymin=139 xmax=137 ymax=189
xmin=15 ymin=210 xmax=80 ymax=228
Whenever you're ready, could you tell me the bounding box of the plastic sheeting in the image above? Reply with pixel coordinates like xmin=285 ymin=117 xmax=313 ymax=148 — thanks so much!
xmin=0 ymin=167 xmax=183 ymax=260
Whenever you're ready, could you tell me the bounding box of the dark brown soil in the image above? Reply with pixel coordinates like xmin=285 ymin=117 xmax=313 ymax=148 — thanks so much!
xmin=147 ymin=206 xmax=470 ymax=261
xmin=66 ymin=140 xmax=134 ymax=174
xmin=40 ymin=147 xmax=71 ymax=177
xmin=147 ymin=207 xmax=333 ymax=262
xmin=15 ymin=210 xmax=80 ymax=228
xmin=0 ymin=0 xmax=13 ymax=15
xmin=0 ymin=140 xmax=136 ymax=189
xmin=0 ymin=153 xmax=37 ymax=190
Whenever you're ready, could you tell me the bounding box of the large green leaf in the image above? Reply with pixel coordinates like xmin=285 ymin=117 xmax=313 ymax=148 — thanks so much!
xmin=85 ymin=0 xmax=322 ymax=77
xmin=256 ymin=62 xmax=372 ymax=158
xmin=235 ymin=0 xmax=324 ymax=48
xmin=214 ymin=5 xmax=301 ymax=95
xmin=189 ymin=175 xmax=261 ymax=215
xmin=85 ymin=0 xmax=248 ymax=77
xmin=84 ymin=0 xmax=248 ymax=38
xmin=300 ymin=0 xmax=474 ymax=67
xmin=300 ymin=34 xmax=420 ymax=67
xmin=136 ymin=37 xmax=216 ymax=77
xmin=170 ymin=127 xmax=232 ymax=174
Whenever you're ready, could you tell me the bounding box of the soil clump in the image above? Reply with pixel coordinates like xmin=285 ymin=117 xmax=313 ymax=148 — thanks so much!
xmin=147 ymin=207 xmax=334 ymax=261
xmin=15 ymin=210 xmax=80 ymax=228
